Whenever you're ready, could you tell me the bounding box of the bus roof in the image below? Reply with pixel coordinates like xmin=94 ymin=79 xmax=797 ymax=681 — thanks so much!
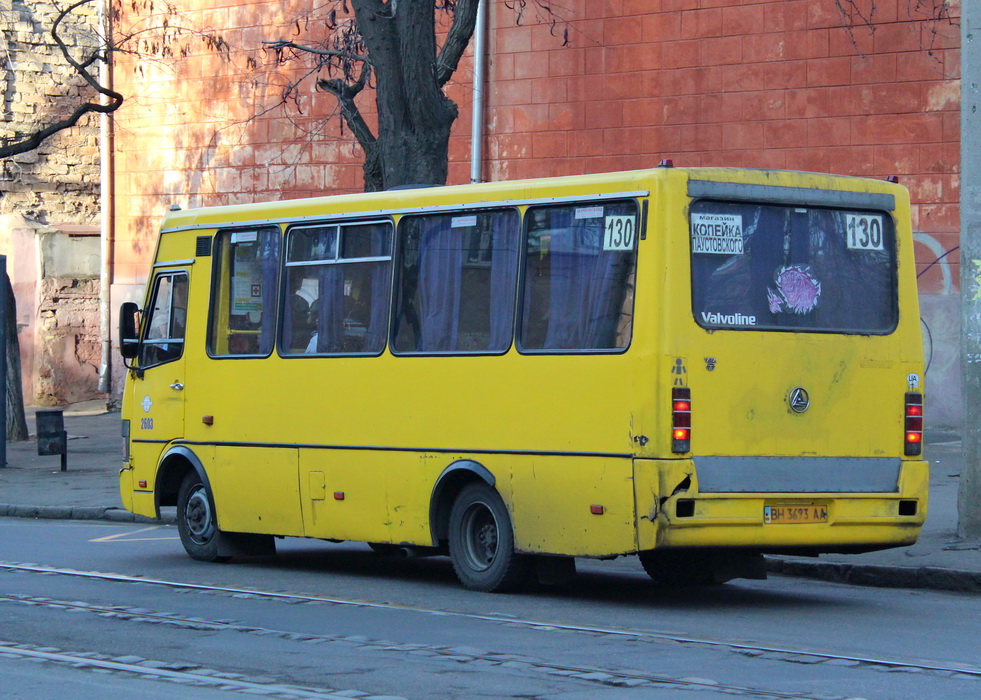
xmin=159 ymin=166 xmax=906 ymax=234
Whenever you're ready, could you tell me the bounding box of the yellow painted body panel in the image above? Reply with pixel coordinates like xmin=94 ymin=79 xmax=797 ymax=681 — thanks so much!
xmin=118 ymin=467 xmax=135 ymax=512
xmin=298 ymin=449 xmax=422 ymax=544
xmin=120 ymin=167 xmax=927 ymax=559
xmin=209 ymin=447 xmax=304 ymax=536
xmin=508 ymin=456 xmax=636 ymax=556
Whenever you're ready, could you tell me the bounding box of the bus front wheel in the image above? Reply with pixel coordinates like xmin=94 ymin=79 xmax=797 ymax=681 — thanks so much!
xmin=176 ymin=472 xmax=228 ymax=562
xmin=448 ymin=482 xmax=529 ymax=592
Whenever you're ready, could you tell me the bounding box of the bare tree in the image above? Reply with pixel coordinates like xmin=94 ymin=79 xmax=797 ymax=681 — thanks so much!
xmin=0 ymin=0 xmax=230 ymax=160
xmin=263 ymin=0 xmax=567 ymax=192
xmin=834 ymin=0 xmax=957 ymax=56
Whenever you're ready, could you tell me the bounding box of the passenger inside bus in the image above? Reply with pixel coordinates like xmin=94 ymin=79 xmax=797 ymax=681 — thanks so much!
xmin=287 ymin=274 xmax=315 ymax=351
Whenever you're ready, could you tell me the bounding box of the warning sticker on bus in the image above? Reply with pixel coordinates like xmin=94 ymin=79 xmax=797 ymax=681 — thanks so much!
xmin=691 ymin=213 xmax=743 ymax=255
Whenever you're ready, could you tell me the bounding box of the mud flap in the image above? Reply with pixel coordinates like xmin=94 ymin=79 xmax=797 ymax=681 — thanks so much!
xmin=711 ymin=551 xmax=767 ymax=584
xmin=217 ymin=531 xmax=277 ymax=557
xmin=534 ymin=555 xmax=577 ymax=586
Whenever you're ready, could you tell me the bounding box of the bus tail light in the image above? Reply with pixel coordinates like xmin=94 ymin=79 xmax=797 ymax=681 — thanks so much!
xmin=904 ymin=392 xmax=923 ymax=456
xmin=672 ymin=386 xmax=691 ymax=453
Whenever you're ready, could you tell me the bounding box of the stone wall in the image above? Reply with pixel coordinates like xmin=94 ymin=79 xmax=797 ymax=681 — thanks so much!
xmin=36 ymin=275 xmax=101 ymax=406
xmin=0 ymin=0 xmax=104 ymax=405
xmin=0 ymin=0 xmax=101 ymax=223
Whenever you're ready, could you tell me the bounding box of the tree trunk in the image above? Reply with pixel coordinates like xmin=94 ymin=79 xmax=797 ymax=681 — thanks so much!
xmin=353 ymin=0 xmax=458 ymax=191
xmin=5 ymin=275 xmax=28 ymax=442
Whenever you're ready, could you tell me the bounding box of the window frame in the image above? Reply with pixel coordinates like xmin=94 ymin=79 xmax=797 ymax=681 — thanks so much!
xmin=515 ymin=198 xmax=641 ymax=356
xmin=138 ymin=270 xmax=189 ymax=371
xmin=278 ymin=217 xmax=395 ymax=358
xmin=688 ymin=198 xmax=900 ymax=336
xmin=206 ymin=225 xmax=283 ymax=360
xmin=390 ymin=207 xmax=522 ymax=357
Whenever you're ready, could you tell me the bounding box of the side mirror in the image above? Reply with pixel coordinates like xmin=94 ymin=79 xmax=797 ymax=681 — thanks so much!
xmin=119 ymin=302 xmax=141 ymax=359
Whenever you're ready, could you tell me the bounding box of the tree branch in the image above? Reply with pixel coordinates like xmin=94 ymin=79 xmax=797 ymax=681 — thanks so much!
xmin=0 ymin=101 xmax=119 ymax=160
xmin=1 ymin=0 xmax=123 ymax=159
xmin=435 ymin=0 xmax=479 ymax=87
xmin=54 ymin=1 xmax=121 ymax=93
xmin=262 ymin=38 xmax=373 ymax=67
xmin=317 ymin=62 xmax=376 ymax=152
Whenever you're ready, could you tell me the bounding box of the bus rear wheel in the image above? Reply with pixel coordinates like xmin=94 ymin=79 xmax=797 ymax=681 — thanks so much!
xmin=448 ymin=482 xmax=530 ymax=592
xmin=176 ymin=472 xmax=228 ymax=562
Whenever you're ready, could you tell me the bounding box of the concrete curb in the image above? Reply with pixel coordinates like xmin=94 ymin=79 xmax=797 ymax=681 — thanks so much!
xmin=3 ymin=504 xmax=978 ymax=594
xmin=766 ymin=557 xmax=981 ymax=594
xmin=0 ymin=504 xmax=175 ymax=525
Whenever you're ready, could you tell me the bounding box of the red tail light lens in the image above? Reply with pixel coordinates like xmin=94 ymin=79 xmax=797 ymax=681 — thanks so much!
xmin=672 ymin=387 xmax=691 ymax=453
xmin=904 ymin=392 xmax=923 ymax=456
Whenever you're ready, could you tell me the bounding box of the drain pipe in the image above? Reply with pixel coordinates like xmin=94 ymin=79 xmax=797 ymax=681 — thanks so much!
xmin=97 ymin=0 xmax=113 ymax=396
xmin=470 ymin=0 xmax=489 ymax=184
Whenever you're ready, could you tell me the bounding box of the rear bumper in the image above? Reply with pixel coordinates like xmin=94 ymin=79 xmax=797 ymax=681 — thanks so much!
xmin=634 ymin=458 xmax=928 ymax=553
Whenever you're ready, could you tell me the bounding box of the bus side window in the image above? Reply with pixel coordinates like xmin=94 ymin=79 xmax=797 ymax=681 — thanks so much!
xmin=392 ymin=209 xmax=519 ymax=354
xmin=281 ymin=221 xmax=393 ymax=355
xmin=139 ymin=272 xmax=188 ymax=369
xmin=208 ymin=227 xmax=281 ymax=357
xmin=519 ymin=201 xmax=638 ymax=352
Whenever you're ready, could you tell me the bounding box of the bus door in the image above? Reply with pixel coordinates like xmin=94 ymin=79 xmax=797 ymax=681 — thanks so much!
xmin=131 ymin=268 xmax=190 ymax=454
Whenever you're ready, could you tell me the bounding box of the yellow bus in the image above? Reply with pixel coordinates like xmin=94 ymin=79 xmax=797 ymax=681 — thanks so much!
xmin=118 ymin=165 xmax=927 ymax=591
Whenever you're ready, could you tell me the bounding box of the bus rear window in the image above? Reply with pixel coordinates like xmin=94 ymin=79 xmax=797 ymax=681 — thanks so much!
xmin=690 ymin=201 xmax=898 ymax=334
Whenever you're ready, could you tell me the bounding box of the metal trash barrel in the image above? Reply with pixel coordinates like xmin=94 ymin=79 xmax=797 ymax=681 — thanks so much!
xmin=36 ymin=409 xmax=68 ymax=471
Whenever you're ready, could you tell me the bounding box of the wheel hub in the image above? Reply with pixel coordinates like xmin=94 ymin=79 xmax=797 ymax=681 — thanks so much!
xmin=185 ymin=487 xmax=214 ymax=543
xmin=463 ymin=502 xmax=498 ymax=571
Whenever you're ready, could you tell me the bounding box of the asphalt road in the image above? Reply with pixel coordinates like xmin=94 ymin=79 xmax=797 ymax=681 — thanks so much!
xmin=2 ymin=517 xmax=980 ymax=699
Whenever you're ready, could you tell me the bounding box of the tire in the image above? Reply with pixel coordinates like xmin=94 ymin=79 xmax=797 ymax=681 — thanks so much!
xmin=448 ymin=482 xmax=530 ymax=592
xmin=176 ymin=471 xmax=228 ymax=562
xmin=638 ymin=549 xmax=718 ymax=587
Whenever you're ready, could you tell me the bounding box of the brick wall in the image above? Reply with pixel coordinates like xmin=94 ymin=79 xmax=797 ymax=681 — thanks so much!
xmin=110 ymin=0 xmax=963 ymax=423
xmin=35 ymin=274 xmax=101 ymax=405
xmin=480 ymin=0 xmax=960 ymax=292
xmin=111 ymin=1 xmax=961 ymax=280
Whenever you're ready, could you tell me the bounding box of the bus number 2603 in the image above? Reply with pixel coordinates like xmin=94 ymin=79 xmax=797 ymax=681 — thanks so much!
xmin=140 ymin=418 xmax=154 ymax=430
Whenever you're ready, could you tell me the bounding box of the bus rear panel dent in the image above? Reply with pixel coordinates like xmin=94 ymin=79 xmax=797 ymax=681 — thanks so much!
xmin=633 ymin=457 xmax=927 ymax=554
xmin=119 ymin=166 xmax=927 ymax=592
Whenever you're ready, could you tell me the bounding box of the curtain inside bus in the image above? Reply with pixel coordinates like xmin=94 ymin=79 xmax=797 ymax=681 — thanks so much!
xmin=394 ymin=209 xmax=519 ymax=354
xmin=520 ymin=200 xmax=638 ymax=352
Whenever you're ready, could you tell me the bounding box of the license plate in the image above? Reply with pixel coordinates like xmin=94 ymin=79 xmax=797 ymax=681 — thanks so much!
xmin=763 ymin=504 xmax=828 ymax=524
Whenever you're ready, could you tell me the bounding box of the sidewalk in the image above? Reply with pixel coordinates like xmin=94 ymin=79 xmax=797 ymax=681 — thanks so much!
xmin=2 ymin=403 xmax=980 ymax=593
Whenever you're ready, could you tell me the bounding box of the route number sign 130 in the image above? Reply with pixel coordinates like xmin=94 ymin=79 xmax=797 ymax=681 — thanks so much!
xmin=604 ymin=215 xmax=635 ymax=251
xmin=845 ymin=213 xmax=885 ymax=251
